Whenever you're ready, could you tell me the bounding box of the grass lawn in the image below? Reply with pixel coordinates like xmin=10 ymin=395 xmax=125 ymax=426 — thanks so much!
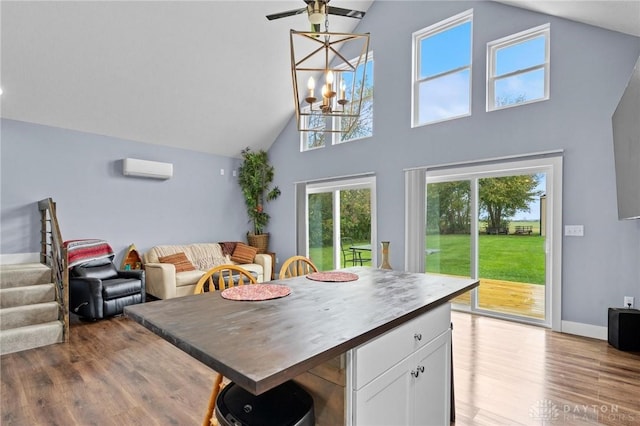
xmin=310 ymin=233 xmax=545 ymax=285
xmin=427 ymin=234 xmax=545 ymax=284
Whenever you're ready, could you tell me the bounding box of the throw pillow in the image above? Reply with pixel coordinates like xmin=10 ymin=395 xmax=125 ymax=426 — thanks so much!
xmin=219 ymin=241 xmax=238 ymax=257
xmin=230 ymin=243 xmax=258 ymax=264
xmin=158 ymin=252 xmax=196 ymax=273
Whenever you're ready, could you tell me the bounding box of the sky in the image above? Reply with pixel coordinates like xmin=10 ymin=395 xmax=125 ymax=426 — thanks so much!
xmin=513 ymin=173 xmax=546 ymax=221
xmin=418 ymin=18 xmax=546 ymax=122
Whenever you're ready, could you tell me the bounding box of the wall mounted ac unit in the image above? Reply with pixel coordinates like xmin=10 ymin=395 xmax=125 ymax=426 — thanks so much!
xmin=123 ymin=158 xmax=173 ymax=180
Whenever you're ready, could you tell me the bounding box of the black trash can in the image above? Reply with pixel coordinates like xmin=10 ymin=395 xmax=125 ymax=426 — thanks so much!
xmin=215 ymin=380 xmax=314 ymax=426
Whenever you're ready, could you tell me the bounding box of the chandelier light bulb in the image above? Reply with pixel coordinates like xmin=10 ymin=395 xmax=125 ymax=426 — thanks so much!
xmin=305 ymin=76 xmax=317 ymax=104
xmin=326 ymin=70 xmax=334 ymax=85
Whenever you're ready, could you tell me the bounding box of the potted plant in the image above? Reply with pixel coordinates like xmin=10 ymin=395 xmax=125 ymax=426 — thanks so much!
xmin=238 ymin=147 xmax=281 ymax=253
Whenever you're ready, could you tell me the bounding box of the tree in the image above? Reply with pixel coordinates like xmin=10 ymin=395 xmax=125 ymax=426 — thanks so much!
xmin=340 ymin=189 xmax=371 ymax=241
xmin=340 ymin=83 xmax=374 ymax=141
xmin=479 ymin=175 xmax=542 ymax=229
xmin=426 ymin=181 xmax=471 ymax=234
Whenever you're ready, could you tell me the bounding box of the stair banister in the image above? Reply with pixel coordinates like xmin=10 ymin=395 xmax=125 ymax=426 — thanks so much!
xmin=38 ymin=198 xmax=69 ymax=343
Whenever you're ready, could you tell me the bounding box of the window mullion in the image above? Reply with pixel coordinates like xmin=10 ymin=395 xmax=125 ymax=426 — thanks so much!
xmin=495 ymin=63 xmax=546 ymax=80
xmin=418 ymin=64 xmax=471 ymax=84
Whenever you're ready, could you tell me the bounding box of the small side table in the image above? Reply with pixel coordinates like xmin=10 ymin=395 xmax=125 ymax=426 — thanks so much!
xmin=266 ymin=252 xmax=276 ymax=280
xmin=608 ymin=308 xmax=640 ymax=351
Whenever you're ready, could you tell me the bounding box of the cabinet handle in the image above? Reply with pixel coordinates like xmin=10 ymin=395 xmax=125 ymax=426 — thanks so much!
xmin=410 ymin=366 xmax=425 ymax=378
xmin=414 ymin=333 xmax=422 ymax=341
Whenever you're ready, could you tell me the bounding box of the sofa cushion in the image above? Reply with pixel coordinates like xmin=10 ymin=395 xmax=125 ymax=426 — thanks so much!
xmin=159 ymin=252 xmax=196 ymax=273
xmin=231 ymin=243 xmax=258 ymax=264
xmin=193 ymin=255 xmax=232 ymax=271
xmin=176 ymin=270 xmax=207 ymax=288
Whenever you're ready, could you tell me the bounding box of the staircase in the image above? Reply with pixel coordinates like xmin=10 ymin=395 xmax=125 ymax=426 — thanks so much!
xmin=0 ymin=263 xmax=64 ymax=355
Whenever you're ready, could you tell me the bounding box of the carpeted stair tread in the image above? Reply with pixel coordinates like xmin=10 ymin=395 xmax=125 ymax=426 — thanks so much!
xmin=0 ymin=263 xmax=52 ymax=289
xmin=0 ymin=321 xmax=63 ymax=355
xmin=0 ymin=284 xmax=56 ymax=308
xmin=0 ymin=301 xmax=59 ymax=330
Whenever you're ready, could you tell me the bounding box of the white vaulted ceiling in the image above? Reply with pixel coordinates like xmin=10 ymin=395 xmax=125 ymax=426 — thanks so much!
xmin=1 ymin=1 xmax=638 ymax=157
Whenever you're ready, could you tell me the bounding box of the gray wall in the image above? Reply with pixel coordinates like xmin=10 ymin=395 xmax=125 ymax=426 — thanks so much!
xmin=267 ymin=1 xmax=640 ymax=327
xmin=1 ymin=119 xmax=247 ymax=264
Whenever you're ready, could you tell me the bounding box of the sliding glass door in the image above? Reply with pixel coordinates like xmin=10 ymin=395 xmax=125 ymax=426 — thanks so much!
xmin=425 ymin=157 xmax=561 ymax=327
xmin=426 ymin=180 xmax=472 ymax=307
xmin=306 ymin=177 xmax=376 ymax=270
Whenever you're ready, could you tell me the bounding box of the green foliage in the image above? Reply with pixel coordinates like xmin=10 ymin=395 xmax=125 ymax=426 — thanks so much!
xmin=427 ymin=174 xmax=542 ymax=233
xmin=307 ymin=189 xmax=371 ymax=247
xmin=479 ymin=175 xmax=542 ymax=229
xmin=427 ymin=181 xmax=471 ymax=234
xmin=237 ymin=147 xmax=281 ymax=235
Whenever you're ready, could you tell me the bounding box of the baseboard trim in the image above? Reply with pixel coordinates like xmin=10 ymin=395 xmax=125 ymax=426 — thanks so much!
xmin=0 ymin=252 xmax=41 ymax=265
xmin=561 ymin=320 xmax=607 ymax=340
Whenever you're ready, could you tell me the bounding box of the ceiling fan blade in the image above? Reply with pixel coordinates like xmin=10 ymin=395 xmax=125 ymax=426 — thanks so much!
xmin=327 ymin=6 xmax=366 ymax=19
xmin=266 ymin=7 xmax=307 ymax=21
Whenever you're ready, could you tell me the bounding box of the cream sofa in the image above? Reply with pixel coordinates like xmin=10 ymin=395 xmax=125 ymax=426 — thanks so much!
xmin=142 ymin=243 xmax=271 ymax=299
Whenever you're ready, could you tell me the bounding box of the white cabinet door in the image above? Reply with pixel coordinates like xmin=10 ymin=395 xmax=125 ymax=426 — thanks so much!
xmin=354 ymin=330 xmax=451 ymax=426
xmin=354 ymin=353 xmax=413 ymax=425
xmin=412 ymin=330 xmax=451 ymax=426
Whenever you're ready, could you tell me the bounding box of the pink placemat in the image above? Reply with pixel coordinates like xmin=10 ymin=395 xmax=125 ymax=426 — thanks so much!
xmin=221 ymin=284 xmax=291 ymax=301
xmin=306 ymin=271 xmax=359 ymax=282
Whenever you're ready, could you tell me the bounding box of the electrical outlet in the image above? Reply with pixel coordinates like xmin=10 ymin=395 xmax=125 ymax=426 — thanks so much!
xmin=624 ymin=296 xmax=634 ymax=309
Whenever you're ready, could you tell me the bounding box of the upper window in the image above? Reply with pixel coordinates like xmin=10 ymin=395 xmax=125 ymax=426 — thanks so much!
xmin=335 ymin=54 xmax=374 ymax=144
xmin=300 ymin=53 xmax=374 ymax=152
xmin=412 ymin=10 xmax=472 ymax=127
xmin=300 ymin=110 xmax=327 ymax=151
xmin=487 ymin=24 xmax=550 ymax=111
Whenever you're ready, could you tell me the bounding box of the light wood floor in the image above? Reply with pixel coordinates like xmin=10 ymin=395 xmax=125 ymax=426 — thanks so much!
xmin=452 ymin=278 xmax=545 ymax=319
xmin=1 ymin=312 xmax=638 ymax=425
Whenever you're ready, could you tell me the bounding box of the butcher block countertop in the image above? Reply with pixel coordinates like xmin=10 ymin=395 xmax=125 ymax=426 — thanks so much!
xmin=125 ymin=267 xmax=478 ymax=395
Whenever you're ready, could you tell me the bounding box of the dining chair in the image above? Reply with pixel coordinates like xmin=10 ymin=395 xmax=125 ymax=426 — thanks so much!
xmin=340 ymin=237 xmax=358 ymax=267
xmin=278 ymin=255 xmax=318 ymax=279
xmin=193 ymin=264 xmax=257 ymax=294
xmin=193 ymin=264 xmax=257 ymax=426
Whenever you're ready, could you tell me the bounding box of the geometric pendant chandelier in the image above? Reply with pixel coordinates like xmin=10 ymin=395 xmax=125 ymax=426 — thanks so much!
xmin=290 ymin=25 xmax=370 ymax=133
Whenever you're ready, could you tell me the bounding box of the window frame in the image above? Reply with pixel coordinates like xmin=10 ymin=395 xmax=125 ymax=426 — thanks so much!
xmin=299 ymin=106 xmax=327 ymax=152
xmin=332 ymin=51 xmax=374 ymax=145
xmin=411 ymin=9 xmax=473 ymax=128
xmin=300 ymin=52 xmax=374 ymax=151
xmin=486 ymin=23 xmax=550 ymax=112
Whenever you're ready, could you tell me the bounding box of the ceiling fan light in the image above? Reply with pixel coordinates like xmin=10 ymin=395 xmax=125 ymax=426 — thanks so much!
xmin=308 ymin=12 xmax=324 ymax=25
xmin=307 ymin=1 xmax=326 ymax=25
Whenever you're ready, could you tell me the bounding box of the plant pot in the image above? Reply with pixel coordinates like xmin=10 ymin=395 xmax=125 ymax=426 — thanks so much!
xmin=247 ymin=233 xmax=269 ymax=254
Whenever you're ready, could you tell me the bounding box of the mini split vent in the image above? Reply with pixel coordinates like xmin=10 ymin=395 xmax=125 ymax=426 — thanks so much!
xmin=122 ymin=158 xmax=173 ymax=180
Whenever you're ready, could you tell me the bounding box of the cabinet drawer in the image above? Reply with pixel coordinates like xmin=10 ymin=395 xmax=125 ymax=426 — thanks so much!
xmin=353 ymin=303 xmax=450 ymax=390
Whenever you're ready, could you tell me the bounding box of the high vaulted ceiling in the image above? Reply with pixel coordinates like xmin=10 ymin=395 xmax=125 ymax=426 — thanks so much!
xmin=1 ymin=1 xmax=638 ymax=157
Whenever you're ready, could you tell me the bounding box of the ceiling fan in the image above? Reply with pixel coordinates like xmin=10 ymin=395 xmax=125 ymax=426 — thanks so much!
xmin=266 ymin=0 xmax=366 ymax=32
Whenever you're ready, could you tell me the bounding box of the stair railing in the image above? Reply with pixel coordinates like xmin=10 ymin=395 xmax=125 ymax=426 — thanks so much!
xmin=38 ymin=198 xmax=69 ymax=343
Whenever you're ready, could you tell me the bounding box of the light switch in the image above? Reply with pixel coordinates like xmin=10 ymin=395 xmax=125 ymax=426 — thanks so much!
xmin=220 ymin=168 xmax=225 ymax=176
xmin=564 ymin=225 xmax=584 ymax=236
